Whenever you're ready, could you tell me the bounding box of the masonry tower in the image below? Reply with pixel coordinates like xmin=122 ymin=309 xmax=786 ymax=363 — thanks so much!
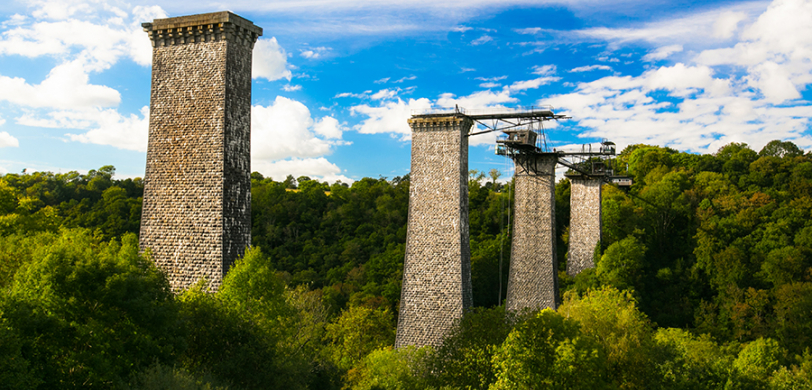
xmin=396 ymin=115 xmax=474 ymax=348
xmin=140 ymin=12 xmax=262 ymax=292
xmin=563 ymin=141 xmax=618 ymax=275
xmin=567 ymin=176 xmax=602 ymax=275
xmin=498 ymin=130 xmax=559 ymax=311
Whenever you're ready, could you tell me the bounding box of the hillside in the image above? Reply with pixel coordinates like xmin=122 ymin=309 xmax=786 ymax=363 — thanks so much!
xmin=1 ymin=140 xmax=811 ymax=389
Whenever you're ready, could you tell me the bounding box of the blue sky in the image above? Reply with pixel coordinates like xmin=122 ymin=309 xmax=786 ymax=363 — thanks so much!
xmin=1 ymin=0 xmax=811 ymax=183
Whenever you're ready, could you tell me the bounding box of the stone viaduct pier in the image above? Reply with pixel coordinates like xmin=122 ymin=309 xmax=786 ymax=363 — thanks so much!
xmin=396 ymin=108 xmax=626 ymax=348
xmin=395 ymin=115 xmax=474 ymax=349
xmin=566 ymin=175 xmax=603 ymax=275
xmin=505 ymin=151 xmax=559 ymax=312
xmin=139 ymin=12 xmax=262 ymax=292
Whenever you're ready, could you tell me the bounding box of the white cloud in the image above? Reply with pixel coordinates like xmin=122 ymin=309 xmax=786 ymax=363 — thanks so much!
xmin=713 ymin=11 xmax=747 ymax=39
xmin=314 ymin=116 xmax=343 ymax=139
xmin=0 ymin=166 xmax=7 ymax=175
xmin=642 ymin=44 xmax=683 ymax=61
xmin=335 ymin=91 xmax=370 ymax=99
xmin=694 ymin=0 xmax=812 ymax=104
xmin=374 ymin=77 xmax=390 ymax=84
xmin=0 ymin=59 xmax=120 ymax=109
xmin=253 ymin=157 xmax=353 ymax=184
xmin=508 ymin=77 xmax=558 ymax=92
xmin=471 ymin=35 xmax=493 ymax=45
xmin=65 ymin=106 xmax=149 ymax=152
xmin=436 ymin=89 xmax=517 ymax=110
xmin=452 ymin=26 xmax=473 ymax=32
xmin=250 ymin=96 xmax=351 ymax=182
xmin=394 ymin=75 xmax=417 ymax=83
xmin=0 ymin=131 xmax=19 ymax=148
xmin=252 ymin=96 xmax=347 ymax=162
xmin=351 ymin=98 xmax=432 ymax=138
xmin=514 ymin=27 xmax=542 ymax=35
xmin=548 ymin=59 xmax=812 ymax=154
xmin=569 ymin=64 xmax=613 ymax=72
xmin=539 ymin=0 xmax=811 ymax=156
xmin=283 ymin=84 xmax=302 ymax=91
xmin=0 ymin=0 xmax=166 ymax=154
xmin=371 ymin=89 xmax=399 ymax=100
xmin=532 ymin=64 xmax=556 ymax=75
xmin=479 ymin=82 xmax=501 ymax=88
xmin=573 ymin=1 xmax=767 ymax=47
xmin=300 ymin=46 xmax=330 ymax=59
xmin=253 ymin=37 xmax=293 ymax=81
xmin=476 ymin=75 xmax=507 ymax=82
xmin=0 ymin=2 xmax=164 ymax=68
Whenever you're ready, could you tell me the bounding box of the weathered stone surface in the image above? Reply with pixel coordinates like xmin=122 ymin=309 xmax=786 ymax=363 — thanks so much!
xmin=567 ymin=177 xmax=602 ymax=276
xmin=395 ymin=116 xmax=473 ymax=349
xmin=506 ymin=154 xmax=558 ymax=311
xmin=139 ymin=12 xmax=261 ymax=292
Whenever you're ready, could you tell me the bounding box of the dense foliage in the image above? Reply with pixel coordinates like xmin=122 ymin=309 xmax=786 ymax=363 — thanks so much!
xmin=1 ymin=140 xmax=811 ymax=389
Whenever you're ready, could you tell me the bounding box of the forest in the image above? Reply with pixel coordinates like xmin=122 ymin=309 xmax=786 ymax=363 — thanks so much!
xmin=1 ymin=140 xmax=811 ymax=389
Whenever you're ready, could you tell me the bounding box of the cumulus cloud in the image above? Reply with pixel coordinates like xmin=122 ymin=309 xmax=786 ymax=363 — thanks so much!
xmin=371 ymin=89 xmax=399 ymax=100
xmin=253 ymin=157 xmax=353 ymax=184
xmin=351 ymin=98 xmax=432 ymax=139
xmin=348 ymin=70 xmax=560 ymax=145
xmin=252 ymin=96 xmax=347 ymax=161
xmin=253 ymin=37 xmax=293 ymax=81
xmin=436 ymin=89 xmax=517 ymax=110
xmin=0 ymin=2 xmax=164 ymax=68
xmin=283 ymin=84 xmax=302 ymax=91
xmin=548 ymin=60 xmax=811 ymax=154
xmin=713 ymin=10 xmax=748 ymax=39
xmin=0 ymin=59 xmax=120 ymax=109
xmin=300 ymin=46 xmax=330 ymax=59
xmin=64 ymin=106 xmax=149 ymax=152
xmin=695 ymin=0 xmax=812 ymax=104
xmin=0 ymin=0 xmax=168 ymax=153
xmin=251 ymin=97 xmax=350 ymax=182
xmin=0 ymin=131 xmax=19 ymax=148
xmin=544 ymin=0 xmax=812 ymax=155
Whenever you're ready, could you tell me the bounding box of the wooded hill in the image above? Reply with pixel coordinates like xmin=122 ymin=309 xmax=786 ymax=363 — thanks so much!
xmin=0 ymin=140 xmax=811 ymax=389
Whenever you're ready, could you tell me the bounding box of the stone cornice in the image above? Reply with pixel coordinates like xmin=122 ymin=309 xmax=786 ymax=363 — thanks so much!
xmin=142 ymin=11 xmax=262 ymax=49
xmin=408 ymin=116 xmax=472 ymax=132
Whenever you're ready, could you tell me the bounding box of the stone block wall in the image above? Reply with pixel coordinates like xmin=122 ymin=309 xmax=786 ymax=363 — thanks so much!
xmin=139 ymin=12 xmax=261 ymax=292
xmin=506 ymin=154 xmax=559 ymax=311
xmin=567 ymin=177 xmax=602 ymax=276
xmin=395 ymin=116 xmax=473 ymax=348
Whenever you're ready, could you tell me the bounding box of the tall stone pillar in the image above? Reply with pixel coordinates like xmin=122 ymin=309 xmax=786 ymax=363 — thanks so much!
xmin=506 ymin=154 xmax=558 ymax=311
xmin=395 ymin=115 xmax=473 ymax=348
xmin=567 ymin=177 xmax=602 ymax=276
xmin=139 ymin=12 xmax=262 ymax=292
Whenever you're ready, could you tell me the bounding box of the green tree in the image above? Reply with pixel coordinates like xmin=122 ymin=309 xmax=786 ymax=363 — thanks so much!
xmin=0 ymin=229 xmax=180 ymax=389
xmin=324 ymin=305 xmax=396 ymax=371
xmin=558 ymin=287 xmax=659 ymax=389
xmin=597 ymin=236 xmax=647 ymax=291
xmin=491 ymin=309 xmax=608 ymax=390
